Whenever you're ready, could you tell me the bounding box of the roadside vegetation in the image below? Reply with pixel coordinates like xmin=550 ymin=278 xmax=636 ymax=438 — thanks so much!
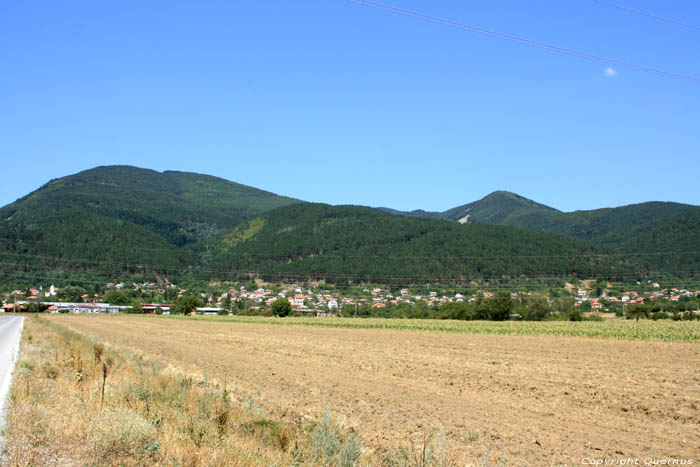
xmin=1 ymin=316 xmax=472 ymax=466
xmin=0 ymin=317 xmax=357 ymax=465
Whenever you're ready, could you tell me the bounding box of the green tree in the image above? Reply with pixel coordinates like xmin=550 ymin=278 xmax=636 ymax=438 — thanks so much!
xmin=271 ymin=298 xmax=292 ymax=317
xmin=626 ymin=303 xmax=649 ymax=320
xmin=172 ymin=295 xmax=204 ymax=315
xmin=164 ymin=287 xmax=178 ymax=302
xmin=103 ymin=290 xmax=131 ymax=305
xmin=58 ymin=286 xmax=86 ymax=303
xmin=126 ymin=301 xmax=144 ymax=314
xmin=523 ymin=295 xmax=550 ymax=321
xmin=26 ymin=301 xmax=46 ymax=313
xmin=489 ymin=291 xmax=513 ymax=321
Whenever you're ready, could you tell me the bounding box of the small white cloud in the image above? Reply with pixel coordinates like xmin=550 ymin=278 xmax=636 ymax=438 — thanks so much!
xmin=604 ymin=67 xmax=618 ymax=77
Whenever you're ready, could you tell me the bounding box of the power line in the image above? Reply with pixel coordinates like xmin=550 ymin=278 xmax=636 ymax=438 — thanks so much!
xmin=1 ymin=248 xmax=698 ymax=266
xmin=589 ymin=0 xmax=700 ymax=31
xmin=1 ymin=258 xmax=698 ymax=285
xmin=2 ymin=270 xmax=699 ymax=294
xmin=1 ymin=253 xmax=698 ymax=284
xmin=345 ymin=0 xmax=700 ymax=83
xmin=1 ymin=248 xmax=699 ymax=281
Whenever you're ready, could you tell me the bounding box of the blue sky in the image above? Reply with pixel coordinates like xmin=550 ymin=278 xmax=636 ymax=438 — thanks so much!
xmin=1 ymin=0 xmax=698 ymax=212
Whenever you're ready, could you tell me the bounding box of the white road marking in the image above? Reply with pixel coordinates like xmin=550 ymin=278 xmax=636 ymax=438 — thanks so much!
xmin=0 ymin=315 xmax=24 ymax=454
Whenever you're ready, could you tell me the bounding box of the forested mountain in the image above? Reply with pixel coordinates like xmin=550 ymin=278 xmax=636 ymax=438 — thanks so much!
xmin=489 ymin=201 xmax=699 ymax=248
xmin=0 ymin=166 xmax=695 ymax=287
xmin=1 ymin=166 xmax=299 ymax=246
xmin=0 ymin=166 xmax=299 ymax=284
xmin=442 ymin=191 xmax=558 ymax=223
xmin=207 ymin=203 xmax=637 ymax=284
xmin=375 ymin=207 xmax=442 ymax=219
xmin=381 ymin=192 xmax=700 ymax=269
xmin=378 ymin=191 xmax=557 ymax=223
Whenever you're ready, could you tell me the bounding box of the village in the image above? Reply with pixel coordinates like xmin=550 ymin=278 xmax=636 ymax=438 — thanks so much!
xmin=2 ymin=279 xmax=699 ymax=317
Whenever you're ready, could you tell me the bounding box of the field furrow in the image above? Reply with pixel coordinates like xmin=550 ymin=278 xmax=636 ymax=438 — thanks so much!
xmin=49 ymin=315 xmax=700 ymax=465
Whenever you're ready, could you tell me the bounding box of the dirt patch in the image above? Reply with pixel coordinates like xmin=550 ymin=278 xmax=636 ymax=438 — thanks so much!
xmin=50 ymin=316 xmax=700 ymax=465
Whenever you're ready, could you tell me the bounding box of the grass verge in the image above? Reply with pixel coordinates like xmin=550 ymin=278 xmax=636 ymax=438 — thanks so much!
xmin=0 ymin=316 xmax=364 ymax=465
xmin=1 ymin=316 xmax=485 ymax=466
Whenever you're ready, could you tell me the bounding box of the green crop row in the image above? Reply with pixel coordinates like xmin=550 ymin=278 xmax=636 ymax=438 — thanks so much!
xmin=160 ymin=315 xmax=700 ymax=342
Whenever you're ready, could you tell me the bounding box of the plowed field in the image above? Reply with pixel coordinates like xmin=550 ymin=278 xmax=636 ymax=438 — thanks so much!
xmin=48 ymin=315 xmax=700 ymax=465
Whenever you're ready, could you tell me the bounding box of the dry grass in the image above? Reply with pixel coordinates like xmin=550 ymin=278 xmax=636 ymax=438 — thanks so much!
xmin=0 ymin=316 xmax=376 ymax=466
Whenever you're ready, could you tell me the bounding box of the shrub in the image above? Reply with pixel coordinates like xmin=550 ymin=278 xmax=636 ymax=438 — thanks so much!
xmin=568 ymin=309 xmax=583 ymax=321
xmin=585 ymin=313 xmax=604 ymax=321
xmin=89 ymin=407 xmax=157 ymax=459
xmin=310 ymin=411 xmax=362 ymax=466
xmin=172 ymin=296 xmax=204 ymax=315
xmin=41 ymin=362 xmax=59 ymax=379
xmin=241 ymin=418 xmax=289 ymax=450
xmin=19 ymin=359 xmax=36 ymax=372
xmin=126 ymin=301 xmax=144 ymax=314
xmin=271 ymin=298 xmax=292 ymax=317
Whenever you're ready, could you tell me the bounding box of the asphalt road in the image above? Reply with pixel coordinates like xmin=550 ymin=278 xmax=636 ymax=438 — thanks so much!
xmin=0 ymin=315 xmax=24 ymax=453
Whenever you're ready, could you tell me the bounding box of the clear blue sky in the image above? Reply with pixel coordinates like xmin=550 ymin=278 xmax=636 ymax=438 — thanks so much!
xmin=1 ymin=0 xmax=698 ymax=212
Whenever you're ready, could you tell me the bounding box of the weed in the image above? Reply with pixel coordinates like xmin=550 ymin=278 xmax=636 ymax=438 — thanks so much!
xmin=93 ymin=343 xmax=104 ymax=364
xmin=379 ymin=428 xmax=452 ymax=467
xmin=241 ymin=418 xmax=290 ymax=450
xmin=18 ymin=359 xmax=36 ymax=374
xmin=89 ymin=407 xmax=158 ymax=459
xmin=477 ymin=443 xmax=508 ymax=467
xmin=41 ymin=362 xmax=59 ymax=379
xmin=99 ymin=354 xmax=114 ymax=411
xmin=309 ymin=411 xmax=362 ymax=466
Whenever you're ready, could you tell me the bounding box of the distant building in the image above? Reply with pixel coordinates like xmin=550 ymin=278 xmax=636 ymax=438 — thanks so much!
xmin=41 ymin=302 xmax=125 ymax=314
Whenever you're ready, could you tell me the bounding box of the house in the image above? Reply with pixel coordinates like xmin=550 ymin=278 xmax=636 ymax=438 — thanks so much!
xmin=43 ymin=302 xmax=125 ymax=314
xmin=196 ymin=307 xmax=224 ymax=315
xmin=141 ymin=304 xmax=172 ymax=313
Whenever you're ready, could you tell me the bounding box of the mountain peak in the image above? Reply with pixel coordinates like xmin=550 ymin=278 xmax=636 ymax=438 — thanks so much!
xmin=440 ymin=191 xmax=558 ymax=223
xmin=480 ymin=190 xmax=554 ymax=207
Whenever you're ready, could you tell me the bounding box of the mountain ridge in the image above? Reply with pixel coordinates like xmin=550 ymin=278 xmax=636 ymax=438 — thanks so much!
xmin=1 ymin=166 xmax=697 ymax=286
xmin=378 ymin=191 xmax=700 ymax=258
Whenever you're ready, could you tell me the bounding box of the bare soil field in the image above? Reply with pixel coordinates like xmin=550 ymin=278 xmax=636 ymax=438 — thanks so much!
xmin=49 ymin=315 xmax=700 ymax=465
